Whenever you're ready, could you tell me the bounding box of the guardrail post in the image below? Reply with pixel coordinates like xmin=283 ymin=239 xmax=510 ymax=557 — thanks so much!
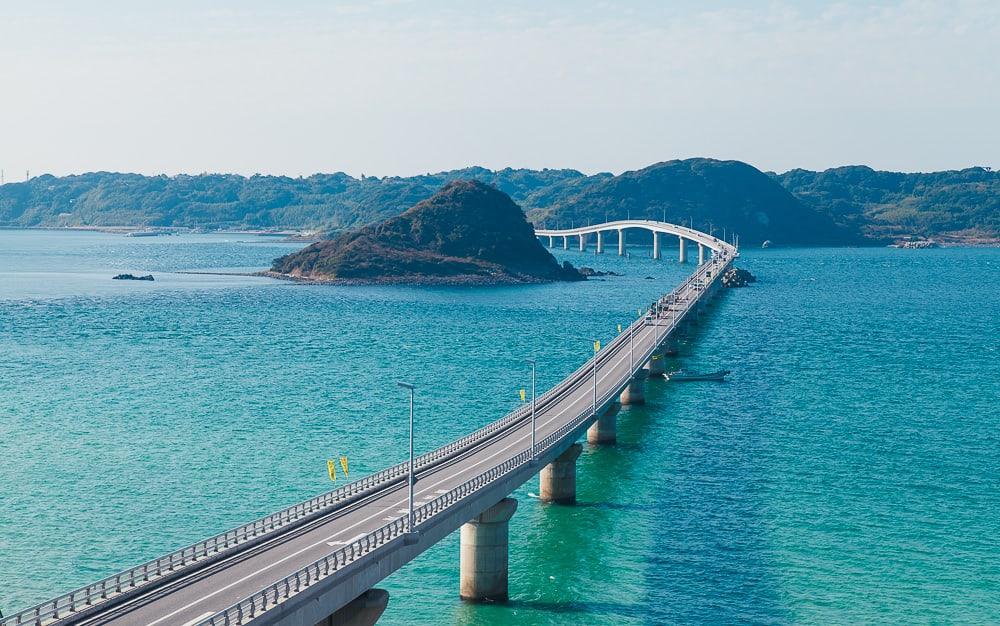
xmin=460 ymin=498 xmax=518 ymax=603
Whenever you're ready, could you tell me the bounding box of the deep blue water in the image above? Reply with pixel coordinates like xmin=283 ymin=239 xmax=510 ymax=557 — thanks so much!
xmin=1 ymin=230 xmax=998 ymax=623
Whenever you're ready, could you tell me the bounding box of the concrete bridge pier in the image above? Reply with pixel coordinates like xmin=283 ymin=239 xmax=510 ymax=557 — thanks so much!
xmin=620 ymin=370 xmax=648 ymax=405
xmin=460 ymin=498 xmax=518 ymax=603
xmin=579 ymin=233 xmax=586 ymax=251
xmin=662 ymin=336 xmax=679 ymax=356
xmin=596 ymin=231 xmax=604 ymax=254
xmin=643 ymin=350 xmax=666 ymax=378
xmin=678 ymin=237 xmax=687 ymax=263
xmin=314 ymin=589 xmax=389 ymax=626
xmin=618 ymin=229 xmax=625 ymax=256
xmin=587 ymin=402 xmax=620 ymax=445
xmin=548 ymin=235 xmax=553 ymax=248
xmin=539 ymin=443 xmax=583 ymax=503
xmin=563 ymin=235 xmax=569 ymax=250
xmin=698 ymin=243 xmax=706 ymax=265
xmin=652 ymin=232 xmax=661 ymax=260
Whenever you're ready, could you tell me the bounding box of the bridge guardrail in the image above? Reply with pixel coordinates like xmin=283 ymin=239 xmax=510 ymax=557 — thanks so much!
xmin=196 ymin=251 xmax=734 ymax=626
xmin=2 ymin=236 xmax=734 ymax=626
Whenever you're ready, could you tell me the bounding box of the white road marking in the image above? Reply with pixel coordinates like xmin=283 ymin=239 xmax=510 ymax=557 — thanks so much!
xmin=176 ymin=611 xmax=215 ymax=626
xmin=326 ymin=533 xmax=367 ymax=547
xmin=143 ymin=328 xmax=656 ymax=626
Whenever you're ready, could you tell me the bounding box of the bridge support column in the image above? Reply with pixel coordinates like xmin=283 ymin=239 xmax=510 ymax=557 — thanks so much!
xmin=563 ymin=235 xmax=569 ymax=250
xmin=587 ymin=402 xmax=620 ymax=445
xmin=315 ymin=589 xmax=389 ymax=626
xmin=698 ymin=243 xmax=705 ymax=265
xmin=662 ymin=336 xmax=679 ymax=356
xmin=596 ymin=231 xmax=603 ymax=254
xmin=460 ymin=498 xmax=518 ymax=603
xmin=579 ymin=233 xmax=586 ymax=251
xmin=539 ymin=443 xmax=582 ymax=504
xmin=548 ymin=235 xmax=553 ymax=248
xmin=653 ymin=232 xmax=661 ymax=260
xmin=618 ymin=229 xmax=625 ymax=256
xmin=620 ymin=371 xmax=647 ymax=405
xmin=679 ymin=237 xmax=687 ymax=263
xmin=643 ymin=349 xmax=666 ymax=378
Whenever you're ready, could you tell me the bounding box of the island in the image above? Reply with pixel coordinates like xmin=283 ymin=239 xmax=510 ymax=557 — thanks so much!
xmin=269 ymin=181 xmax=584 ymax=285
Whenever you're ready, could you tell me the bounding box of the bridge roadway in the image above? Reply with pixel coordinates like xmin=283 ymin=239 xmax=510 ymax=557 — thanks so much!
xmin=5 ymin=223 xmax=736 ymax=626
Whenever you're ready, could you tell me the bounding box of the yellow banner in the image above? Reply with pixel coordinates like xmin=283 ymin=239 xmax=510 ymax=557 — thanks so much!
xmin=594 ymin=340 xmax=601 ymax=353
xmin=519 ymin=388 xmax=526 ymax=402
xmin=327 ymin=459 xmax=337 ymax=481
xmin=340 ymin=456 xmax=349 ymax=478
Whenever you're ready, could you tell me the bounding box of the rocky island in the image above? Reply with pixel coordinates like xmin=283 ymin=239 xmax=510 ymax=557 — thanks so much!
xmin=269 ymin=181 xmax=583 ymax=285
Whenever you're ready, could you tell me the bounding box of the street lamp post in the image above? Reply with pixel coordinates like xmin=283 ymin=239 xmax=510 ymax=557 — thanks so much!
xmin=397 ymin=381 xmax=416 ymax=535
xmin=525 ymin=358 xmax=537 ymax=460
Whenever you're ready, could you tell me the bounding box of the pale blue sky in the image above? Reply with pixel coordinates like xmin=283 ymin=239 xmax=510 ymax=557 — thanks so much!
xmin=0 ymin=1 xmax=997 ymax=179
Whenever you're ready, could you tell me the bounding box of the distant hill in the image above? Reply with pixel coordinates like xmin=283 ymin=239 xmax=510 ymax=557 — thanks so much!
xmin=525 ymin=159 xmax=861 ymax=246
xmin=270 ymin=181 xmax=582 ymax=284
xmin=2 ymin=160 xmax=995 ymax=245
xmin=771 ymin=166 xmax=1000 ymax=241
xmin=0 ymin=168 xmax=585 ymax=231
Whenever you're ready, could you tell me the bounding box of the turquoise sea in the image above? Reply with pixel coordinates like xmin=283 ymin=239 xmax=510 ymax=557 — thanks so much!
xmin=1 ymin=229 xmax=998 ymax=624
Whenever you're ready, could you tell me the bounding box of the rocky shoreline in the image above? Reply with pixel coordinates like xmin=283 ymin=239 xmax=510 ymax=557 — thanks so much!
xmin=258 ymin=270 xmax=560 ymax=286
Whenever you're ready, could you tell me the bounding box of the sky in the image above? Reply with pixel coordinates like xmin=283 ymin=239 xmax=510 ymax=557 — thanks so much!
xmin=0 ymin=0 xmax=997 ymax=180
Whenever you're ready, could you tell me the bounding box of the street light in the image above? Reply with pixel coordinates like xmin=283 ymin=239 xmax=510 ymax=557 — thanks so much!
xmin=525 ymin=358 xmax=537 ymax=460
xmin=396 ymin=381 xmax=416 ymax=535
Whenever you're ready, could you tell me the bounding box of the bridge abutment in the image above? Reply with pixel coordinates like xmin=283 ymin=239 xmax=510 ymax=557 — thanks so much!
xmin=460 ymin=498 xmax=518 ymax=603
xmin=587 ymin=402 xmax=620 ymax=445
xmin=620 ymin=371 xmax=648 ymax=405
xmin=314 ymin=588 xmax=389 ymax=626
xmin=539 ymin=443 xmax=583 ymax=503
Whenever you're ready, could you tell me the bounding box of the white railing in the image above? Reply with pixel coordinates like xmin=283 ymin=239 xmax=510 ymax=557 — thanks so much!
xmin=2 ymin=240 xmax=735 ymax=626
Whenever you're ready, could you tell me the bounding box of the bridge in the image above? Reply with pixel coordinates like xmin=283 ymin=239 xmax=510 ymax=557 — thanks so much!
xmin=4 ymin=221 xmax=738 ymax=626
xmin=535 ymin=219 xmax=737 ymax=264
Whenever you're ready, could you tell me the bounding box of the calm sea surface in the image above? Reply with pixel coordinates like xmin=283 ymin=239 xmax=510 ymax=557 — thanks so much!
xmin=1 ymin=230 xmax=998 ymax=624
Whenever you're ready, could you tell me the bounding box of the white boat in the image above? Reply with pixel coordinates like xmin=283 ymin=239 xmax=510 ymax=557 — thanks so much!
xmin=667 ymin=369 xmax=730 ymax=382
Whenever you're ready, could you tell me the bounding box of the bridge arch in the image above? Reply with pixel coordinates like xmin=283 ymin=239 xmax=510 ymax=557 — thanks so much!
xmin=535 ymin=219 xmax=737 ymax=262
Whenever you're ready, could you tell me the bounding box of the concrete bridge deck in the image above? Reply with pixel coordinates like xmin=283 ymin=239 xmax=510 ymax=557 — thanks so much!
xmin=4 ymin=222 xmax=737 ymax=626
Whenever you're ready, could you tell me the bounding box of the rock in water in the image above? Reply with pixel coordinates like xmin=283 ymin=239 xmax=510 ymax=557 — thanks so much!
xmin=722 ymin=268 xmax=756 ymax=288
xmin=112 ymin=273 xmax=154 ymax=281
xmin=271 ymin=181 xmax=584 ymax=284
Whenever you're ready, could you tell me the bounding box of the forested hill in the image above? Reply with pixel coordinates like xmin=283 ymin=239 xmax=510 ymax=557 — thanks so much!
xmin=0 ymin=168 xmax=585 ymax=232
xmin=2 ymin=160 xmax=996 ymax=245
xmin=771 ymin=166 xmax=1000 ymax=241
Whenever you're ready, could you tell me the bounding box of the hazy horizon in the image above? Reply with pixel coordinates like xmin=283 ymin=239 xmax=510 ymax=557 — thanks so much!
xmin=1 ymin=1 xmax=997 ymax=179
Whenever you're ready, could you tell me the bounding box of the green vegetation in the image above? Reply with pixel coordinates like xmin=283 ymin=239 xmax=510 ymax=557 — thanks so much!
xmin=3 ymin=160 xmax=996 ymax=245
xmin=771 ymin=166 xmax=1000 ymax=241
xmin=271 ymin=181 xmax=582 ymax=284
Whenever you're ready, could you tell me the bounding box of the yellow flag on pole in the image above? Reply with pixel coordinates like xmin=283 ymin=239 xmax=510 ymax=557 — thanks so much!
xmin=327 ymin=460 xmax=337 ymax=481
xmin=618 ymin=324 xmax=622 ymax=333
xmin=519 ymin=388 xmax=526 ymax=402
xmin=594 ymin=340 xmax=601 ymax=354
xmin=340 ymin=456 xmax=349 ymax=478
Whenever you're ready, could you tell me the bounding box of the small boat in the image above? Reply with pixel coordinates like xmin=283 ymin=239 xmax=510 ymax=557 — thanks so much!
xmin=667 ymin=369 xmax=730 ymax=382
